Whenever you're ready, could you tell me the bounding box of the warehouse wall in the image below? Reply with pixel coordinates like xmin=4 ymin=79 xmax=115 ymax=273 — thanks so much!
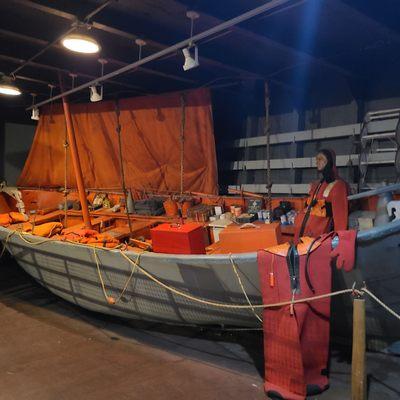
xmin=216 ymin=75 xmax=400 ymax=192
xmin=0 ymin=122 xmax=35 ymax=186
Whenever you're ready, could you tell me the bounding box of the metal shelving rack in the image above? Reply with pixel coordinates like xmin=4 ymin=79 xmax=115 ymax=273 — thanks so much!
xmin=359 ymin=108 xmax=400 ymax=189
xmin=227 ymin=107 xmax=400 ymax=195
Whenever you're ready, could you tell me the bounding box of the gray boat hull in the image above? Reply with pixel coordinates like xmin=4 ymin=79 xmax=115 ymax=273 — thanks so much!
xmin=1 ymin=222 xmax=400 ymax=348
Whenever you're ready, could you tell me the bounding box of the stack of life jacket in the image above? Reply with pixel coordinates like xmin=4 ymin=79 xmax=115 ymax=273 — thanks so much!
xmin=0 ymin=212 xmax=28 ymax=227
xmin=55 ymin=228 xmax=120 ymax=248
xmin=257 ymin=230 xmax=357 ymax=400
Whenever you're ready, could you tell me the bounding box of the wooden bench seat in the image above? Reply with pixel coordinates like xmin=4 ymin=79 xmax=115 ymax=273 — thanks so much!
xmin=62 ymin=216 xmax=115 ymax=234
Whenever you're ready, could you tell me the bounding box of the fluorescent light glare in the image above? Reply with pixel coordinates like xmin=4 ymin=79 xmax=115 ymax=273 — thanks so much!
xmin=0 ymin=83 xmax=21 ymax=96
xmin=62 ymin=34 xmax=100 ymax=54
xmin=182 ymin=45 xmax=199 ymax=71
xmin=89 ymin=85 xmax=102 ymax=102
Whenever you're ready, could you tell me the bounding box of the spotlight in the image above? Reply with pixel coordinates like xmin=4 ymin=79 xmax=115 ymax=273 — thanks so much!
xmin=89 ymin=58 xmax=107 ymax=102
xmin=30 ymin=93 xmax=39 ymax=120
xmin=89 ymin=85 xmax=102 ymax=102
xmin=0 ymin=75 xmax=21 ymax=96
xmin=182 ymin=11 xmax=200 ymax=71
xmin=31 ymin=107 xmax=39 ymax=121
xmin=182 ymin=45 xmax=199 ymax=71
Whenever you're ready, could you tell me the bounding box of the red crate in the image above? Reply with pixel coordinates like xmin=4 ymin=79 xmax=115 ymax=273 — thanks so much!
xmin=151 ymin=222 xmax=206 ymax=254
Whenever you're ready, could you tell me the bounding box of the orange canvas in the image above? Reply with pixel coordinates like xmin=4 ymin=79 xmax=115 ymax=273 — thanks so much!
xmin=18 ymin=88 xmax=218 ymax=195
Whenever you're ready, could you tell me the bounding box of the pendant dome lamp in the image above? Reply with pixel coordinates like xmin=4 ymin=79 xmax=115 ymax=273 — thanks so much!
xmin=0 ymin=74 xmax=21 ymax=96
xmin=61 ymin=23 xmax=101 ymax=54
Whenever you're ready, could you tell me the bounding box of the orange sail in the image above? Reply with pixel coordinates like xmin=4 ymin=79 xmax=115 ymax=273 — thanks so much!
xmin=18 ymin=88 xmax=218 ymax=195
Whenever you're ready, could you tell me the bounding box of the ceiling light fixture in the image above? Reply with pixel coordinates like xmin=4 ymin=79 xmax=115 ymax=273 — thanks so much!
xmin=61 ymin=23 xmax=101 ymax=54
xmin=30 ymin=93 xmax=39 ymax=120
xmin=0 ymin=74 xmax=21 ymax=96
xmin=182 ymin=11 xmax=200 ymax=71
xmin=182 ymin=46 xmax=199 ymax=71
xmin=135 ymin=39 xmax=147 ymax=60
xmin=31 ymin=107 xmax=40 ymax=121
xmin=89 ymin=58 xmax=107 ymax=102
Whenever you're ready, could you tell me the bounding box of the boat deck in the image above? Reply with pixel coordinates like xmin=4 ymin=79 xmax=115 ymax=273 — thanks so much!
xmin=0 ymin=254 xmax=399 ymax=400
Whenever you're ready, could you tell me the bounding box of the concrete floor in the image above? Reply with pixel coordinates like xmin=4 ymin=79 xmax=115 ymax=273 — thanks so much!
xmin=0 ymin=253 xmax=399 ymax=400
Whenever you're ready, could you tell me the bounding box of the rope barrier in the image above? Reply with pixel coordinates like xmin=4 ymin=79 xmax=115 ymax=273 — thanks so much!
xmin=361 ymin=287 xmax=400 ymax=322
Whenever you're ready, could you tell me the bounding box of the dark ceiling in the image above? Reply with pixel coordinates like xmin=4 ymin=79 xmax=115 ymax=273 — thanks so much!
xmin=1 ymin=0 xmax=400 ymax=122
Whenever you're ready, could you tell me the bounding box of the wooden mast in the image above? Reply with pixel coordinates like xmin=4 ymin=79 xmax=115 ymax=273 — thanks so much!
xmin=59 ymin=75 xmax=92 ymax=229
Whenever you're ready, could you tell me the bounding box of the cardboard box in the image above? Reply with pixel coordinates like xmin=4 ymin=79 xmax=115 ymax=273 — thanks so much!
xmin=218 ymin=221 xmax=282 ymax=253
xmin=151 ymin=222 xmax=206 ymax=254
xmin=208 ymin=219 xmax=233 ymax=242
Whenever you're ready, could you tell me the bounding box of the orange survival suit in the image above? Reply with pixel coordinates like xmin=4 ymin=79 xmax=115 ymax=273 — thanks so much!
xmin=294 ymin=149 xmax=349 ymax=243
xmin=257 ymin=230 xmax=357 ymax=400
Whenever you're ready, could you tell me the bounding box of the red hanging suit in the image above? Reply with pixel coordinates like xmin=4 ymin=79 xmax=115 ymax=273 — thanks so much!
xmin=257 ymin=230 xmax=357 ymax=400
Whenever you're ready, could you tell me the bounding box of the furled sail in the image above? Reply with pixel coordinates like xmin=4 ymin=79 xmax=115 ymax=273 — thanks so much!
xmin=18 ymin=88 xmax=218 ymax=195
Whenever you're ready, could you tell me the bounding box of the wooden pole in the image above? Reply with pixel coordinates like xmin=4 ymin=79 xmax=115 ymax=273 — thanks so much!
xmin=351 ymin=298 xmax=367 ymax=400
xmin=59 ymin=75 xmax=92 ymax=229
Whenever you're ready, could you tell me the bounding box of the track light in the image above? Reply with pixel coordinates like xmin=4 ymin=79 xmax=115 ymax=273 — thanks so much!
xmin=183 ymin=11 xmax=200 ymax=71
xmin=89 ymin=85 xmax=102 ymax=102
xmin=182 ymin=45 xmax=199 ymax=71
xmin=61 ymin=23 xmax=100 ymax=54
xmin=89 ymin=58 xmax=107 ymax=102
xmin=30 ymin=93 xmax=39 ymax=120
xmin=0 ymin=75 xmax=21 ymax=96
xmin=31 ymin=107 xmax=39 ymax=121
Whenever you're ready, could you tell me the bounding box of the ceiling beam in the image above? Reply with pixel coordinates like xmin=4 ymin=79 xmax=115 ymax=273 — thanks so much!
xmin=28 ymin=0 xmax=304 ymax=109
xmin=11 ymin=0 xmax=266 ymax=79
xmin=10 ymin=0 xmax=114 ymax=76
xmin=0 ymin=54 xmax=145 ymax=93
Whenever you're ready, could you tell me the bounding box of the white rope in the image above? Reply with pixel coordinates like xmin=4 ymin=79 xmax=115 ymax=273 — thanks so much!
xmin=0 ymin=230 xmax=15 ymax=257
xmin=362 ymin=287 xmax=400 ymax=322
xmin=120 ymin=251 xmax=355 ymax=309
xmin=229 ymin=254 xmax=262 ymax=323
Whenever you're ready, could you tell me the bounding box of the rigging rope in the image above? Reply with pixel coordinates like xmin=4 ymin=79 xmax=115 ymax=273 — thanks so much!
xmin=63 ymin=124 xmax=69 ymax=225
xmin=115 ymin=99 xmax=134 ymax=237
xmin=264 ymin=81 xmax=272 ymax=212
xmin=180 ymin=93 xmax=186 ymax=195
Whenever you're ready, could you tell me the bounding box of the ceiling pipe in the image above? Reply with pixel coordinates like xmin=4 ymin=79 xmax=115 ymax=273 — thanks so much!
xmin=11 ymin=0 xmax=114 ymax=76
xmin=28 ymin=0 xmax=295 ymax=110
xmin=0 ymin=54 xmax=144 ymax=93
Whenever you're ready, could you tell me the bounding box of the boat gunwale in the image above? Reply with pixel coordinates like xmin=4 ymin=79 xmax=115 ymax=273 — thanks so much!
xmin=2 ymin=218 xmax=400 ymax=262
